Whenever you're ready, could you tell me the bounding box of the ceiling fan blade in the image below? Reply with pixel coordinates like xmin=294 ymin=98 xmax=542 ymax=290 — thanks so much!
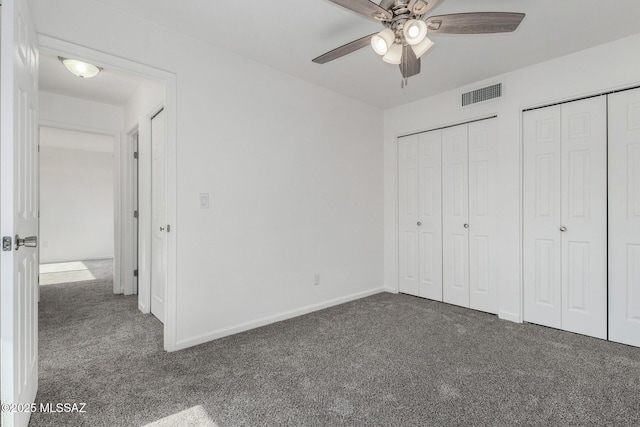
xmin=426 ymin=12 xmax=525 ymax=34
xmin=400 ymin=45 xmax=421 ymax=78
xmin=327 ymin=0 xmax=392 ymax=22
xmin=312 ymin=33 xmax=376 ymax=64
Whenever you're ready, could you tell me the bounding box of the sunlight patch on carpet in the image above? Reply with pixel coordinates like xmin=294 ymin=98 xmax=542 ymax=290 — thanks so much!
xmin=143 ymin=405 xmax=219 ymax=427
xmin=39 ymin=261 xmax=96 ymax=285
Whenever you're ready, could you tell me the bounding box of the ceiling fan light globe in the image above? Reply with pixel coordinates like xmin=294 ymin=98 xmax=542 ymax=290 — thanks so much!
xmin=371 ymin=36 xmax=388 ymax=55
xmin=371 ymin=28 xmax=395 ymax=56
xmin=411 ymin=36 xmax=434 ymax=59
xmin=382 ymin=42 xmax=403 ymax=65
xmin=403 ymin=19 xmax=428 ymax=46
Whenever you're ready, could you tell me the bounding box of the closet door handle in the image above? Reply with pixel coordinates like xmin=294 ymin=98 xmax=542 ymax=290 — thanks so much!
xmin=417 ymin=222 xmax=422 ymax=226
xmin=463 ymin=223 xmax=469 ymax=229
xmin=559 ymin=226 xmax=567 ymax=232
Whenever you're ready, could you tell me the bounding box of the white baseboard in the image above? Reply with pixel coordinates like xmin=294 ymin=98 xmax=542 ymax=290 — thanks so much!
xmin=383 ymin=287 xmax=398 ymax=294
xmin=175 ymin=287 xmax=386 ymax=351
xmin=499 ymin=310 xmax=522 ymax=323
xmin=138 ymin=302 xmax=150 ymax=314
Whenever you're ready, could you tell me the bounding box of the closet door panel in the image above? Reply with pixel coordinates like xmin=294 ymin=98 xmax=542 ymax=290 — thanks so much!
xmin=398 ymin=135 xmax=421 ymax=296
xmin=609 ymin=88 xmax=640 ymax=347
xmin=442 ymin=124 xmax=470 ymax=308
xmin=418 ymin=130 xmax=443 ymax=300
xmin=523 ymin=106 xmax=562 ymax=329
xmin=468 ymin=119 xmax=498 ymax=314
xmin=561 ymin=97 xmax=607 ymax=339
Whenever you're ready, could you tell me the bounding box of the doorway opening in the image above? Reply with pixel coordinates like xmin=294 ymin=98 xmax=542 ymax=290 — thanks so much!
xmin=37 ymin=36 xmax=177 ymax=350
xmin=38 ymin=126 xmax=117 ymax=289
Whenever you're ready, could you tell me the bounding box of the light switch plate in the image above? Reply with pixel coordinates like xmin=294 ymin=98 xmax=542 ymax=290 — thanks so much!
xmin=199 ymin=193 xmax=209 ymax=209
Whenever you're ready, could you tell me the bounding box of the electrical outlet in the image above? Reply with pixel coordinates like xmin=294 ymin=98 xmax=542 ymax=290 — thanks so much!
xmin=313 ymin=272 xmax=320 ymax=286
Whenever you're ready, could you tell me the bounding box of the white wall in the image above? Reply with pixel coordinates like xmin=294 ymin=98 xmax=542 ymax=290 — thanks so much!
xmin=39 ymin=91 xmax=124 ymax=131
xmin=384 ymin=33 xmax=640 ymax=322
xmin=124 ymin=79 xmax=164 ymax=131
xmin=29 ymin=0 xmax=384 ymax=349
xmin=39 ymin=127 xmax=115 ymax=263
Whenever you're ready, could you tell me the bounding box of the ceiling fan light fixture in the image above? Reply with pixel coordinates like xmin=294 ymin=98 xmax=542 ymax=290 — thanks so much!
xmin=382 ymin=42 xmax=403 ymax=65
xmin=58 ymin=57 xmax=102 ymax=78
xmin=411 ymin=36 xmax=434 ymax=59
xmin=371 ymin=28 xmax=395 ymax=56
xmin=403 ymin=19 xmax=428 ymax=46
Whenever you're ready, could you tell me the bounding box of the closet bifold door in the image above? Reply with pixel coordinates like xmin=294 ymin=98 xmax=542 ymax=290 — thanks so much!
xmin=523 ymin=97 xmax=607 ymax=339
xmin=609 ymin=88 xmax=640 ymax=347
xmin=398 ymin=135 xmax=421 ymax=296
xmin=468 ymin=119 xmax=499 ymax=314
xmin=560 ymin=97 xmax=607 ymax=339
xmin=523 ymin=106 xmax=563 ymax=329
xmin=442 ymin=124 xmax=470 ymax=308
xmin=398 ymin=131 xmax=443 ymax=300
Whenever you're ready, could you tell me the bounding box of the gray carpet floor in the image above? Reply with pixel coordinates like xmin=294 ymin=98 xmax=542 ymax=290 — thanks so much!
xmin=31 ymin=269 xmax=640 ymax=426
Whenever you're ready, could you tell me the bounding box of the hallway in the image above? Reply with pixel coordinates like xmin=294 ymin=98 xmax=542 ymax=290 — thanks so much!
xmin=33 ymin=260 xmax=165 ymax=426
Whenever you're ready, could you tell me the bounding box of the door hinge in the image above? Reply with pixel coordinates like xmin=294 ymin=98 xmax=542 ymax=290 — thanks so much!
xmin=134 ymin=151 xmax=138 ymax=159
xmin=133 ymin=269 xmax=138 ymax=277
xmin=2 ymin=236 xmax=12 ymax=251
xmin=134 ymin=210 xmax=138 ymax=218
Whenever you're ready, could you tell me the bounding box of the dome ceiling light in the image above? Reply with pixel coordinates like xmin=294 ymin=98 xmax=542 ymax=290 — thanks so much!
xmin=58 ymin=57 xmax=103 ymax=79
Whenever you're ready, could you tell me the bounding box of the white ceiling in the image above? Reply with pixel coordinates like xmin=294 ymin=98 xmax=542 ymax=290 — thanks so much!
xmin=67 ymin=0 xmax=640 ymax=109
xmin=39 ymin=51 xmax=145 ymax=106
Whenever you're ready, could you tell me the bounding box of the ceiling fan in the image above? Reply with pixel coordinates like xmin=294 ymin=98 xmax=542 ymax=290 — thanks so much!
xmin=313 ymin=0 xmax=525 ymax=86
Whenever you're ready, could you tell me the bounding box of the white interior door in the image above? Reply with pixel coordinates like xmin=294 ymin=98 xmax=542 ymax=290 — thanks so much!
xmin=560 ymin=97 xmax=607 ymax=339
xmin=0 ymin=0 xmax=40 ymax=425
xmin=523 ymin=106 xmax=563 ymax=328
xmin=418 ymin=130 xmax=443 ymax=301
xmin=442 ymin=124 xmax=470 ymax=308
xmin=609 ymin=88 xmax=640 ymax=346
xmin=468 ymin=119 xmax=498 ymax=314
xmin=151 ymin=109 xmax=167 ymax=323
xmin=398 ymin=135 xmax=420 ymax=296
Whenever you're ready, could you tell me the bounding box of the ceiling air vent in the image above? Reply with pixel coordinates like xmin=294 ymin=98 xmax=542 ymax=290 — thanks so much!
xmin=462 ymin=83 xmax=502 ymax=107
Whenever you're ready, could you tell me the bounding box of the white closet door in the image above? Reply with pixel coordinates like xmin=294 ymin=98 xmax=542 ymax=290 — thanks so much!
xmin=560 ymin=97 xmax=607 ymax=339
xmin=151 ymin=109 xmax=167 ymax=323
xmin=442 ymin=124 xmax=470 ymax=308
xmin=418 ymin=130 xmax=443 ymax=300
xmin=468 ymin=119 xmax=498 ymax=314
xmin=609 ymin=88 xmax=640 ymax=347
xmin=523 ymin=106 xmax=562 ymax=329
xmin=398 ymin=135 xmax=420 ymax=296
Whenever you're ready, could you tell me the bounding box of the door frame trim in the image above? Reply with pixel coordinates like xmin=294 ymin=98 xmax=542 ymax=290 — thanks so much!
xmin=123 ymin=123 xmax=139 ymax=298
xmin=38 ymin=35 xmax=179 ymax=351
